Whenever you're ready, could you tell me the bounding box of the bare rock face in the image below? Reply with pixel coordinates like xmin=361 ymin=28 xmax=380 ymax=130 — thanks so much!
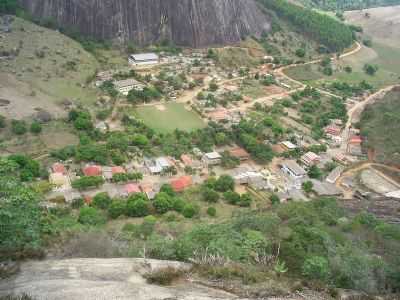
xmin=18 ymin=0 xmax=271 ymax=47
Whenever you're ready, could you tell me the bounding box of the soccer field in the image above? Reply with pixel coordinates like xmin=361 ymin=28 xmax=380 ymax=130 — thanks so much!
xmin=134 ymin=103 xmax=206 ymax=134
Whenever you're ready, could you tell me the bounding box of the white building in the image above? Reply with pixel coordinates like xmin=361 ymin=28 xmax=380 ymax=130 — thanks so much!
xmin=202 ymin=152 xmax=222 ymax=166
xmin=114 ymin=79 xmax=144 ymax=96
xmin=281 ymin=160 xmax=307 ymax=180
xmin=129 ymin=53 xmax=160 ymax=66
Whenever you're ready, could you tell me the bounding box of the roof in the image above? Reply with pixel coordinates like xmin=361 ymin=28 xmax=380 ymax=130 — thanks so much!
xmin=124 ymin=183 xmax=141 ymax=195
xmin=281 ymin=160 xmax=307 ymax=176
xmin=311 ymin=180 xmax=343 ymax=196
xmin=156 ymin=157 xmax=171 ymax=168
xmin=385 ymin=190 xmax=400 ymax=199
xmin=349 ymin=135 xmax=362 ymax=144
xmin=49 ymin=173 xmax=68 ymax=186
xmin=52 ymin=163 xmax=66 ymax=174
xmin=112 ymin=166 xmax=126 ymax=175
xmin=208 ymin=109 xmax=229 ymax=121
xmin=171 ymin=176 xmax=193 ymax=193
xmin=281 ymin=141 xmax=297 ymax=150
xmin=130 ymin=53 xmax=159 ymax=61
xmin=83 ymin=165 xmax=102 ymax=177
xmin=205 ymin=152 xmax=221 ymax=160
xmin=114 ymin=79 xmax=141 ymax=89
xmin=326 ymin=166 xmax=344 ymax=184
xmin=229 ymin=147 xmax=250 ymax=159
xmin=325 ymin=125 xmax=341 ymax=135
xmin=180 ymin=154 xmax=193 ymax=166
xmin=302 ymin=151 xmax=320 ymax=162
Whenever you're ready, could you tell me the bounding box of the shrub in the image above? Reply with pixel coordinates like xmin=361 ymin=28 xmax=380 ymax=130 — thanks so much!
xmin=108 ymin=200 xmax=126 ymax=219
xmin=92 ymin=192 xmax=111 ymax=210
xmin=224 ymin=191 xmax=241 ymax=205
xmin=30 ymin=121 xmax=42 ymax=134
xmin=302 ymin=256 xmax=330 ymax=281
xmin=215 ymin=175 xmax=235 ymax=192
xmin=295 ymin=48 xmax=306 ymax=58
xmin=270 ymin=193 xmax=280 ymax=205
xmin=239 ymin=193 xmax=252 ymax=207
xmin=71 ymin=176 xmax=104 ymax=190
xmin=144 ymin=267 xmax=184 ymax=286
xmin=207 ymin=207 xmax=217 ymax=217
xmin=202 ymin=187 xmax=219 ymax=203
xmin=11 ymin=120 xmax=27 ymax=135
xmin=153 ymin=192 xmax=173 ymax=214
xmin=172 ymin=197 xmax=185 ymax=213
xmin=78 ymin=207 xmax=106 ymax=226
xmin=182 ymin=203 xmax=199 ymax=218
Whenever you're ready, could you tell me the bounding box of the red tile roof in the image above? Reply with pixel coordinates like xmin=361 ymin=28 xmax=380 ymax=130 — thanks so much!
xmin=325 ymin=125 xmax=341 ymax=136
xmin=229 ymin=147 xmax=250 ymax=160
xmin=83 ymin=165 xmax=102 ymax=177
xmin=171 ymin=176 xmax=193 ymax=193
xmin=349 ymin=136 xmax=362 ymax=144
xmin=52 ymin=163 xmax=66 ymax=174
xmin=180 ymin=154 xmax=193 ymax=166
xmin=112 ymin=166 xmax=126 ymax=175
xmin=124 ymin=183 xmax=141 ymax=195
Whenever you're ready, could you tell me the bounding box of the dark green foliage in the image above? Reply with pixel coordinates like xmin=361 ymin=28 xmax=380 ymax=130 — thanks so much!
xmin=207 ymin=207 xmax=217 ymax=217
xmin=108 ymin=200 xmax=126 ymax=219
xmin=92 ymin=192 xmax=111 ymax=210
xmin=224 ymin=191 xmax=242 ymax=205
xmin=153 ymin=192 xmax=174 ymax=214
xmin=258 ymin=0 xmax=354 ymax=51
xmin=215 ymin=175 xmax=235 ymax=192
xmin=69 ymin=110 xmax=93 ymax=131
xmin=295 ymin=48 xmax=306 ymax=58
xmin=0 ymin=115 xmax=6 ymax=128
xmin=8 ymin=154 xmax=40 ymax=181
xmin=302 ymin=256 xmax=330 ymax=281
xmin=0 ymin=158 xmax=42 ymax=259
xmin=308 ymin=165 xmax=323 ymax=179
xmin=78 ymin=207 xmax=106 ymax=226
xmin=71 ymin=176 xmax=104 ymax=190
xmin=126 ymin=193 xmax=150 ymax=217
xmin=50 ymin=145 xmax=76 ymax=161
xmin=201 ymin=187 xmax=220 ymax=203
xmin=182 ymin=203 xmax=199 ymax=218
xmin=76 ymin=143 xmax=108 ymax=165
xmin=11 ymin=120 xmax=27 ymax=135
xmin=270 ymin=193 xmax=280 ymax=205
xmin=30 ymin=121 xmax=42 ymax=134
xmin=302 ymin=181 xmax=314 ymax=193
xmin=364 ymin=63 xmax=378 ymax=76
xmin=0 ymin=0 xmax=19 ymax=14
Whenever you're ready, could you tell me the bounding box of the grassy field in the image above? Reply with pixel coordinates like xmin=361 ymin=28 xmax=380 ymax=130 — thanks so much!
xmin=134 ymin=103 xmax=205 ymax=134
xmin=0 ymin=17 xmax=99 ymax=120
xmin=285 ymin=6 xmax=400 ymax=90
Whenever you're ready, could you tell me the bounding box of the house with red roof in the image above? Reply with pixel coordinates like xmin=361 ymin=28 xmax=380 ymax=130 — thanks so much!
xmin=171 ymin=176 xmax=193 ymax=193
xmin=52 ymin=162 xmax=66 ymax=175
xmin=228 ymin=147 xmax=250 ymax=161
xmin=83 ymin=165 xmax=102 ymax=177
xmin=324 ymin=125 xmax=341 ymax=136
xmin=123 ymin=183 xmax=141 ymax=196
xmin=112 ymin=166 xmax=126 ymax=175
xmin=349 ymin=135 xmax=362 ymax=144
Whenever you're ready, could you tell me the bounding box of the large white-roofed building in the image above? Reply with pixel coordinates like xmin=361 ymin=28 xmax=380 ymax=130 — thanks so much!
xmin=129 ymin=53 xmax=160 ymax=66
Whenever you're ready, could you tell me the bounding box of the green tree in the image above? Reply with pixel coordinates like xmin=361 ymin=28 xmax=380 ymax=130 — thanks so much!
xmin=108 ymin=200 xmax=126 ymax=219
xmin=92 ymin=192 xmax=111 ymax=210
xmin=182 ymin=203 xmax=199 ymax=218
xmin=270 ymin=193 xmax=280 ymax=205
xmin=202 ymin=187 xmax=220 ymax=203
xmin=126 ymin=193 xmax=150 ymax=217
xmin=224 ymin=191 xmax=241 ymax=205
xmin=215 ymin=175 xmax=235 ymax=192
xmin=71 ymin=176 xmax=105 ymax=190
xmin=302 ymin=181 xmax=314 ymax=194
xmin=302 ymin=256 xmax=330 ymax=281
xmin=78 ymin=207 xmax=106 ymax=226
xmin=308 ymin=165 xmax=323 ymax=179
xmin=207 ymin=207 xmax=217 ymax=217
xmin=11 ymin=120 xmax=27 ymax=135
xmin=295 ymin=48 xmax=306 ymax=58
xmin=30 ymin=121 xmax=42 ymax=134
xmin=153 ymin=192 xmax=174 ymax=214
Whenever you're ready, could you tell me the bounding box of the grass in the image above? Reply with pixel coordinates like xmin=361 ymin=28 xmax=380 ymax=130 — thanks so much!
xmin=134 ymin=103 xmax=205 ymax=134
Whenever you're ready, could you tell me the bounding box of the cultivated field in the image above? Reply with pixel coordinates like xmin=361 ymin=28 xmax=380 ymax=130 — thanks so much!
xmin=134 ymin=103 xmax=205 ymax=134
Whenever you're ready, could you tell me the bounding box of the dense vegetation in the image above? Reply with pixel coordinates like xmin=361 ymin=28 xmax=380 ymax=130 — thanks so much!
xmin=258 ymin=0 xmax=354 ymax=51
xmin=0 ymin=0 xmax=18 ymax=14
xmin=359 ymin=89 xmax=400 ymax=166
xmin=295 ymin=0 xmax=400 ymax=11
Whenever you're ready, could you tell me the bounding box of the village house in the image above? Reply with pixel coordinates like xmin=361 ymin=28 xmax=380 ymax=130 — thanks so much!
xmin=122 ymin=183 xmax=141 ymax=197
xmin=170 ymin=176 xmax=193 ymax=193
xmin=83 ymin=165 xmax=103 ymax=177
xmin=326 ymin=166 xmax=344 ymax=184
xmin=202 ymin=152 xmax=222 ymax=166
xmin=114 ymin=78 xmax=144 ymax=96
xmin=52 ymin=162 xmax=67 ymax=175
xmin=141 ymin=183 xmax=161 ymax=200
xmin=301 ymin=151 xmax=320 ymax=167
xmin=180 ymin=154 xmax=202 ymax=170
xmin=280 ymin=141 xmax=297 ymax=151
xmin=129 ymin=53 xmax=160 ymax=66
xmin=144 ymin=157 xmax=173 ymax=175
xmin=49 ymin=172 xmax=69 ymax=189
xmin=324 ymin=125 xmax=341 ymax=137
xmin=280 ymin=160 xmax=307 ymax=180
xmin=228 ymin=147 xmax=250 ymax=161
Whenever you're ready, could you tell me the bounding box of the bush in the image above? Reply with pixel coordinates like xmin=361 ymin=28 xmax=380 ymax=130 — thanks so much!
xmin=182 ymin=203 xmax=199 ymax=218
xmin=11 ymin=120 xmax=27 ymax=135
xmin=224 ymin=191 xmax=241 ymax=205
xmin=108 ymin=200 xmax=126 ymax=219
xmin=295 ymin=48 xmax=306 ymax=58
xmin=92 ymin=192 xmax=111 ymax=210
xmin=144 ymin=267 xmax=184 ymax=286
xmin=239 ymin=193 xmax=252 ymax=207
xmin=302 ymin=256 xmax=330 ymax=281
xmin=207 ymin=207 xmax=217 ymax=217
xmin=172 ymin=197 xmax=185 ymax=213
xmin=215 ymin=175 xmax=235 ymax=192
xmin=153 ymin=192 xmax=174 ymax=214
xmin=30 ymin=121 xmax=42 ymax=134
xmin=78 ymin=207 xmax=106 ymax=226
xmin=126 ymin=194 xmax=150 ymax=217
xmin=202 ymin=187 xmax=219 ymax=203
xmin=71 ymin=176 xmax=104 ymax=190
xmin=0 ymin=115 xmax=6 ymax=128
xmin=270 ymin=193 xmax=280 ymax=205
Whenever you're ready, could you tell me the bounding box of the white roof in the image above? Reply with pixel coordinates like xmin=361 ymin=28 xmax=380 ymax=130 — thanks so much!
xmin=281 ymin=141 xmax=297 ymax=149
xmin=385 ymin=190 xmax=400 ymax=199
xmin=114 ymin=78 xmax=141 ymax=89
xmin=205 ymin=152 xmax=221 ymax=160
xmin=282 ymin=160 xmax=307 ymax=176
xmin=130 ymin=53 xmax=159 ymax=61
xmin=156 ymin=157 xmax=171 ymax=168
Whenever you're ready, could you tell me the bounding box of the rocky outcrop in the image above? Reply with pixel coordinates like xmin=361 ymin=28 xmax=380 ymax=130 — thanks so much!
xmin=18 ymin=0 xmax=271 ymax=47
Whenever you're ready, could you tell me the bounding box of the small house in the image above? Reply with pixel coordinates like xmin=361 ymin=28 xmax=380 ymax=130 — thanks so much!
xmin=114 ymin=78 xmax=144 ymax=96
xmin=228 ymin=147 xmax=250 ymax=161
xmin=49 ymin=173 xmax=68 ymax=187
xmin=52 ymin=163 xmax=66 ymax=175
xmin=129 ymin=53 xmax=160 ymax=66
xmin=123 ymin=183 xmax=141 ymax=196
xmin=280 ymin=141 xmax=297 ymax=151
xmin=280 ymin=160 xmax=307 ymax=179
xmin=171 ymin=176 xmax=193 ymax=193
xmin=83 ymin=165 xmax=102 ymax=177
xmin=301 ymin=152 xmax=320 ymax=167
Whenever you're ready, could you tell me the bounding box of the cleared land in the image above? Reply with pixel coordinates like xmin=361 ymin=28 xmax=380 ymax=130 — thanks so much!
xmin=285 ymin=6 xmax=400 ymax=89
xmin=134 ymin=103 xmax=205 ymax=134
xmin=0 ymin=17 xmax=99 ymax=119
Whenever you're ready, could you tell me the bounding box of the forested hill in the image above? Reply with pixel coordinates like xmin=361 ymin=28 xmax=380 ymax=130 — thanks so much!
xmin=293 ymin=0 xmax=400 ymax=11
xmin=258 ymin=0 xmax=354 ymax=52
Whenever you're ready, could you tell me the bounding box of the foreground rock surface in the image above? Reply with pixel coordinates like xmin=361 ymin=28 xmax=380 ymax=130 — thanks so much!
xmin=18 ymin=0 xmax=271 ymax=47
xmin=0 ymin=258 xmax=239 ymax=300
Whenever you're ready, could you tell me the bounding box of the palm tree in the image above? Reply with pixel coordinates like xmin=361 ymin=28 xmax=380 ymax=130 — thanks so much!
xmin=274 ymin=259 xmax=288 ymax=277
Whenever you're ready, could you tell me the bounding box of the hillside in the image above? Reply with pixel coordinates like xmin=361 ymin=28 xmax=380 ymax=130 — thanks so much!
xmin=18 ymin=0 xmax=271 ymax=47
xmin=360 ymin=88 xmax=400 ymax=166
